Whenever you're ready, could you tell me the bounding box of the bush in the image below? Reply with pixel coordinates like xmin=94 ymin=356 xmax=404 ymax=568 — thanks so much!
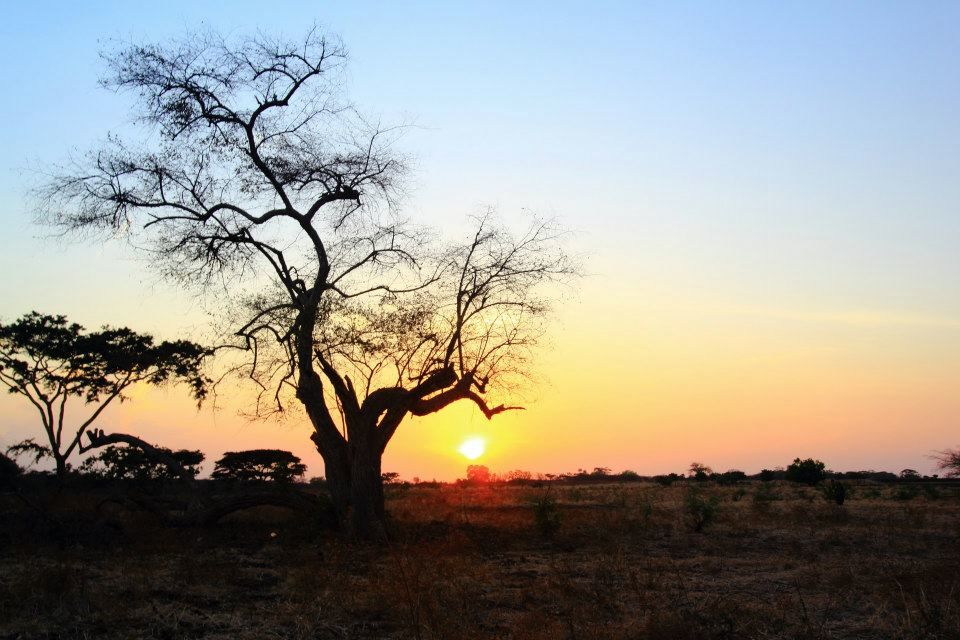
xmin=758 ymin=468 xmax=777 ymax=482
xmin=653 ymin=473 xmax=683 ymax=486
xmin=532 ymin=490 xmax=561 ymax=538
xmin=752 ymin=483 xmax=781 ymax=513
xmin=684 ymin=486 xmax=720 ymax=533
xmin=821 ymin=480 xmax=848 ymax=505
xmin=785 ymin=458 xmax=826 ymax=485
xmin=714 ymin=470 xmax=747 ymax=486
xmin=80 ymin=445 xmax=203 ymax=480
xmin=892 ymin=484 xmax=920 ymax=501
xmin=0 ymin=452 xmax=21 ymax=489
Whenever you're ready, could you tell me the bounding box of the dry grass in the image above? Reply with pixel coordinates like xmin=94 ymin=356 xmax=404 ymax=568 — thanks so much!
xmin=1 ymin=480 xmax=958 ymax=639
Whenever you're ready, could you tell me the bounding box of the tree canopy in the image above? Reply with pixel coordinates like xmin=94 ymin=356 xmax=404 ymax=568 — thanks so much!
xmin=212 ymin=449 xmax=306 ymax=482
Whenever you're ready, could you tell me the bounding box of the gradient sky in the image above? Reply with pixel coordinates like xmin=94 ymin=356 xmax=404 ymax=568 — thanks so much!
xmin=1 ymin=1 xmax=959 ymax=479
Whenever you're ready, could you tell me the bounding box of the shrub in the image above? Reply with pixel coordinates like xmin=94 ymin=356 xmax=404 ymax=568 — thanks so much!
xmin=752 ymin=483 xmax=781 ymax=513
xmin=653 ymin=473 xmax=683 ymax=486
xmin=821 ymin=480 xmax=848 ymax=505
xmin=0 ymin=452 xmax=21 ymax=489
xmin=212 ymin=449 xmax=306 ymax=482
xmin=505 ymin=469 xmax=533 ymax=483
xmin=785 ymin=458 xmax=826 ymax=485
xmin=684 ymin=486 xmax=720 ymax=533
xmin=714 ymin=470 xmax=747 ymax=486
xmin=892 ymin=484 xmax=920 ymax=501
xmin=532 ymin=490 xmax=561 ymax=538
xmin=80 ymin=445 xmax=203 ymax=480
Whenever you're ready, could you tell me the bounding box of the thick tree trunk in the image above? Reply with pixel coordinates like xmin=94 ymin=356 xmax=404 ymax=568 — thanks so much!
xmin=321 ymin=441 xmax=351 ymax=524
xmin=54 ymin=454 xmax=67 ymax=479
xmin=349 ymin=442 xmax=386 ymax=541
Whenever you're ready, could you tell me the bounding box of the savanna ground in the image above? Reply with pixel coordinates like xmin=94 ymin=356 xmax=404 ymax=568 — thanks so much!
xmin=1 ymin=479 xmax=958 ymax=639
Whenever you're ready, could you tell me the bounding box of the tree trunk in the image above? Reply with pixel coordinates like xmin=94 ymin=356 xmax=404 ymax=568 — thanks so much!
xmin=54 ymin=454 xmax=67 ymax=479
xmin=349 ymin=441 xmax=386 ymax=541
xmin=321 ymin=442 xmax=351 ymax=524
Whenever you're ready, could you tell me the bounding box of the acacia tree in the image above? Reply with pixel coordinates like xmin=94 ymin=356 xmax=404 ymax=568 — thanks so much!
xmin=212 ymin=449 xmax=306 ymax=482
xmin=0 ymin=312 xmax=208 ymax=477
xmin=38 ymin=28 xmax=573 ymax=537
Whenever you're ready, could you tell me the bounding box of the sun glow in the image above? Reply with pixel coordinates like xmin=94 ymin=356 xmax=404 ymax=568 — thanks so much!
xmin=458 ymin=436 xmax=486 ymax=460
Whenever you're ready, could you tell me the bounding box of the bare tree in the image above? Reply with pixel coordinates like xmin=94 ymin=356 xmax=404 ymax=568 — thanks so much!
xmin=37 ymin=28 xmax=574 ymax=538
xmin=934 ymin=448 xmax=960 ymax=478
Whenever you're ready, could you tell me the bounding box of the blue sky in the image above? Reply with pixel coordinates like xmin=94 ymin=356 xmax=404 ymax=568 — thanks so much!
xmin=1 ymin=2 xmax=959 ymax=476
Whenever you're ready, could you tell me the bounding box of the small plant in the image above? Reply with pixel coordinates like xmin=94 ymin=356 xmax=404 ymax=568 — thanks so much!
xmin=532 ymin=489 xmax=562 ymax=538
xmin=821 ymin=480 xmax=848 ymax=505
xmin=684 ymin=486 xmax=720 ymax=532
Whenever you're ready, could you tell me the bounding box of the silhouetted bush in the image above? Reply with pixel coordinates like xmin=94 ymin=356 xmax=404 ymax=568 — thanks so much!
xmin=532 ymin=490 xmax=561 ymax=538
xmin=505 ymin=470 xmax=533 ymax=484
xmin=892 ymin=484 xmax=920 ymax=501
xmin=684 ymin=486 xmax=720 ymax=532
xmin=821 ymin=480 xmax=848 ymax=505
xmin=212 ymin=449 xmax=306 ymax=482
xmin=755 ymin=468 xmax=787 ymax=482
xmin=785 ymin=458 xmax=826 ymax=485
xmin=833 ymin=470 xmax=897 ymax=482
xmin=653 ymin=473 xmax=683 ymax=486
xmin=0 ymin=452 xmax=21 ymax=489
xmin=714 ymin=470 xmax=747 ymax=485
xmin=80 ymin=445 xmax=204 ymax=481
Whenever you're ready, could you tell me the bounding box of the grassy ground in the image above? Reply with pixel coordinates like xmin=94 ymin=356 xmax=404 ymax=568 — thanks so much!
xmin=1 ymin=480 xmax=958 ymax=639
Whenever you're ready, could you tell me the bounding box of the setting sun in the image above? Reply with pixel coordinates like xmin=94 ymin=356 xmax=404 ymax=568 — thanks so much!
xmin=458 ymin=436 xmax=486 ymax=460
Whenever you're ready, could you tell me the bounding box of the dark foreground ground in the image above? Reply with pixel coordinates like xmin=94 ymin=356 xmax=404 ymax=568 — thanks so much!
xmin=1 ymin=479 xmax=958 ymax=639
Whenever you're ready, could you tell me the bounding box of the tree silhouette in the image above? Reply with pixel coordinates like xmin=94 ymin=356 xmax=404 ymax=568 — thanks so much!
xmin=688 ymin=462 xmax=712 ymax=481
xmin=81 ymin=444 xmax=204 ymax=480
xmin=785 ymin=458 xmax=826 ymax=485
xmin=37 ymin=28 xmax=573 ymax=537
xmin=212 ymin=449 xmax=306 ymax=482
xmin=934 ymin=449 xmax=960 ymax=478
xmin=0 ymin=312 xmax=208 ymax=477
